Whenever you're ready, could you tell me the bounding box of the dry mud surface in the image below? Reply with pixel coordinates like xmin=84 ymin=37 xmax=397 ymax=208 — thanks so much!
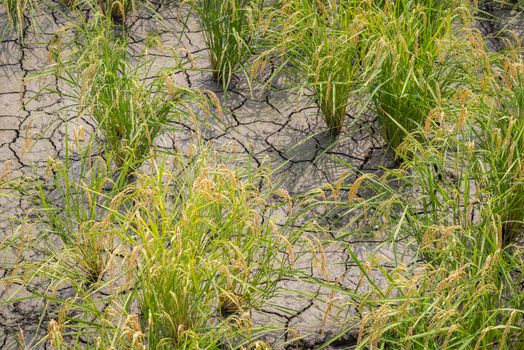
xmin=0 ymin=1 xmax=522 ymax=349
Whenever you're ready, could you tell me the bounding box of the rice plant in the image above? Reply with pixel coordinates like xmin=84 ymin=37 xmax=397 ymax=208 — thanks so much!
xmin=80 ymin=39 xmax=171 ymax=168
xmin=97 ymin=0 xmax=136 ymax=21
xmin=192 ymin=0 xmax=256 ymax=88
xmin=65 ymin=0 xmax=137 ymax=21
xmin=1 ymin=0 xmax=41 ymax=41
xmin=468 ymin=49 xmax=524 ymax=245
xmin=367 ymin=0 xmax=465 ymax=150
xmin=318 ymin=129 xmax=524 ymax=349
xmin=53 ymin=15 xmax=210 ymax=169
xmin=0 ymin=144 xmax=134 ymax=349
xmin=262 ymin=0 xmax=373 ymax=135
xmin=128 ymin=153 xmax=286 ymax=348
xmin=343 ymin=243 xmax=523 ymax=349
xmin=2 ymin=0 xmax=27 ymax=39
xmin=33 ymin=142 xmax=126 ymax=286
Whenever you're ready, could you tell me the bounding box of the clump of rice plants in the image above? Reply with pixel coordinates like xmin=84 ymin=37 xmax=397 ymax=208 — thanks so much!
xmin=0 ymin=145 xmax=133 ymax=349
xmin=192 ymin=0 xmax=256 ymax=88
xmin=367 ymin=0 xmax=466 ymax=150
xmin=345 ymin=245 xmax=523 ymax=350
xmin=318 ymin=129 xmax=524 ymax=349
xmin=80 ymin=38 xmax=171 ymax=167
xmin=468 ymin=48 xmax=524 ymax=245
xmin=9 ymin=145 xmax=290 ymax=348
xmin=34 ymin=148 xmax=123 ymax=286
xmin=61 ymin=0 xmax=137 ymax=21
xmin=311 ymin=41 xmax=524 ymax=347
xmin=97 ymin=0 xmax=136 ymax=21
xmin=262 ymin=0 xmax=373 ymax=136
xmin=129 ymin=152 xmax=287 ymax=348
xmin=54 ymin=16 xmax=210 ymax=169
xmin=1 ymin=0 xmax=41 ymax=41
